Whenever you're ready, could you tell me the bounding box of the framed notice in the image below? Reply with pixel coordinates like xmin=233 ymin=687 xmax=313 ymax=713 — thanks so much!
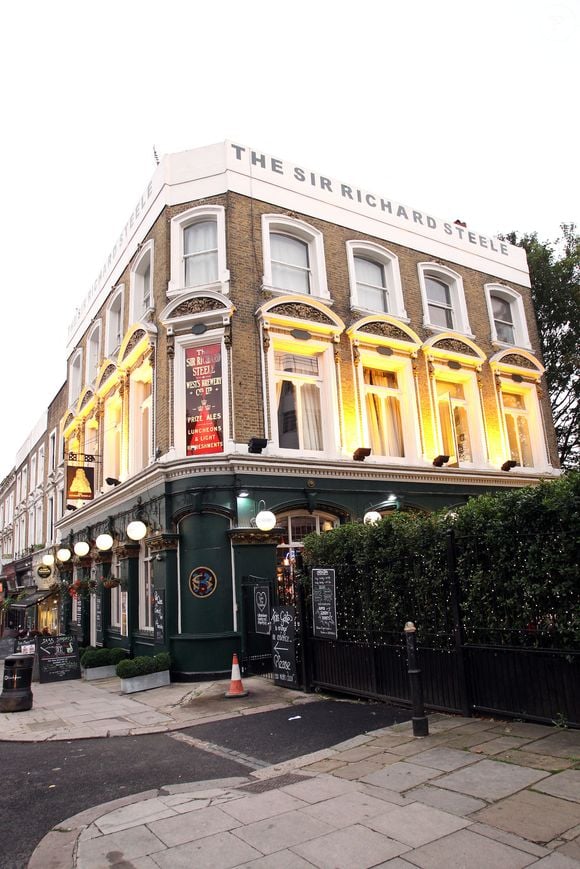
xmin=312 ymin=568 xmax=337 ymax=639
xmin=254 ymin=585 xmax=271 ymax=635
xmin=36 ymin=635 xmax=81 ymax=683
xmin=185 ymin=343 xmax=224 ymax=456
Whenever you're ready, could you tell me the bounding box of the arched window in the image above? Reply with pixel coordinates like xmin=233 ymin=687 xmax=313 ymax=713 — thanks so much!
xmin=68 ymin=350 xmax=83 ymax=406
xmin=262 ymin=215 xmax=329 ymax=299
xmin=86 ymin=322 xmax=101 ymax=385
xmin=130 ymin=242 xmax=154 ymax=322
xmin=485 ymin=284 xmax=531 ymax=348
xmin=106 ymin=287 xmax=124 ymax=356
xmin=347 ymin=241 xmax=406 ymax=318
xmin=168 ymin=205 xmax=228 ymax=296
xmin=418 ymin=263 xmax=472 ymax=335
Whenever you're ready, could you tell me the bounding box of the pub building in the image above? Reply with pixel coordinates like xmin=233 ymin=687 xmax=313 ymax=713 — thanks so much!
xmin=0 ymin=142 xmax=559 ymax=678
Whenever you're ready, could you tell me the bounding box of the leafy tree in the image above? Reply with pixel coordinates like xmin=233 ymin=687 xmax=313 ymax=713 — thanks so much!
xmin=502 ymin=225 xmax=580 ymax=468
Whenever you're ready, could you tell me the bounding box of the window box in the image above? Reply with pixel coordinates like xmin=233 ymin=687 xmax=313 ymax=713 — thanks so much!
xmin=82 ymin=664 xmax=117 ymax=681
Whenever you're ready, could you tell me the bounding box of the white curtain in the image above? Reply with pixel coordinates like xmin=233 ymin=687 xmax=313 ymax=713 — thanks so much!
xmin=364 ymin=369 xmax=404 ymax=457
xmin=301 ymin=383 xmax=322 ymax=450
xmin=184 ymin=221 xmax=218 ymax=286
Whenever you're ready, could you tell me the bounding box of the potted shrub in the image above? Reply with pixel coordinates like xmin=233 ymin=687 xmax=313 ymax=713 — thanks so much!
xmin=81 ymin=646 xmax=128 ymax=680
xmin=116 ymin=652 xmax=171 ymax=694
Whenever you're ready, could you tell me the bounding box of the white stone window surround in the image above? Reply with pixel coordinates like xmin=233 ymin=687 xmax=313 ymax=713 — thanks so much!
xmin=484 ymin=283 xmax=531 ymax=349
xmin=267 ymin=334 xmax=340 ymax=459
xmin=68 ymin=348 xmax=83 ymax=407
xmin=431 ymin=363 xmax=486 ymax=468
xmin=138 ymin=543 xmax=154 ymax=632
xmin=168 ymin=205 xmax=229 ymax=297
xmin=496 ymin=378 xmax=549 ymax=471
xmin=86 ymin=320 xmax=102 ymax=386
xmin=261 ymin=214 xmax=329 ymax=300
xmin=172 ymin=327 xmax=231 ymax=460
xmin=418 ymin=262 xmax=473 ymax=337
xmin=357 ymin=350 xmax=421 ymax=465
xmin=130 ymin=240 xmax=155 ymax=323
xmin=128 ymin=358 xmax=153 ymax=476
xmin=346 ymin=240 xmax=407 ymax=320
xmin=106 ymin=285 xmax=125 ymax=357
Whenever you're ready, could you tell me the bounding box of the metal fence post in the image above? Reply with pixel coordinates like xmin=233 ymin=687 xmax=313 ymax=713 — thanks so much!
xmin=404 ymin=621 xmax=429 ymax=737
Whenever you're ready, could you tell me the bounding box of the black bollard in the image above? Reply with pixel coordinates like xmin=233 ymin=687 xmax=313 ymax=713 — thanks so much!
xmin=0 ymin=653 xmax=35 ymax=712
xmin=404 ymin=622 xmax=429 ymax=737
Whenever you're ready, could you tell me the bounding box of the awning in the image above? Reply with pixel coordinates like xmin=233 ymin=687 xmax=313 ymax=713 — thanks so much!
xmin=10 ymin=590 xmax=54 ymax=610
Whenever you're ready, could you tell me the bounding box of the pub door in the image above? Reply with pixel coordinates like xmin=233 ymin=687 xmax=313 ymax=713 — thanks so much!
xmin=240 ymin=575 xmax=275 ymax=676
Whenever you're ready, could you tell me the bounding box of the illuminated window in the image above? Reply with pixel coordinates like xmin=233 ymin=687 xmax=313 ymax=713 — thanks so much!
xmin=138 ymin=543 xmax=154 ymax=631
xmin=501 ymin=391 xmax=534 ymax=467
xmin=86 ymin=322 xmax=101 ymax=384
xmin=274 ymin=351 xmax=323 ymax=451
xmin=262 ymin=215 xmax=328 ymax=299
xmin=129 ymin=359 xmax=153 ymax=474
xmin=103 ymin=394 xmax=122 ymax=482
xmin=106 ymin=287 xmax=124 ymax=356
xmin=131 ymin=242 xmax=154 ymax=322
xmin=435 ymin=379 xmax=473 ymax=466
xmin=363 ymin=368 xmax=404 ymax=457
xmin=69 ymin=350 xmax=83 ymax=405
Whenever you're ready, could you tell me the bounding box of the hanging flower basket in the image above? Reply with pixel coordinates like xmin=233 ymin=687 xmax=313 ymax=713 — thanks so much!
xmin=102 ymin=577 xmax=120 ymax=590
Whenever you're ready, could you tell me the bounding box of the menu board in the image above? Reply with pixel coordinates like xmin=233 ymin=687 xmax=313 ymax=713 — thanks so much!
xmin=36 ymin=635 xmax=81 ymax=683
xmin=153 ymin=589 xmax=165 ymax=644
xmin=271 ymin=605 xmax=297 ymax=687
xmin=312 ymin=568 xmax=337 ymax=639
xmin=254 ymin=585 xmax=271 ymax=635
xmin=95 ymin=595 xmax=103 ymax=645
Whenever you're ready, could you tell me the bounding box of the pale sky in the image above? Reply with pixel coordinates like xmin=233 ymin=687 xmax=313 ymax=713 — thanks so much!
xmin=1 ymin=0 xmax=578 ymax=480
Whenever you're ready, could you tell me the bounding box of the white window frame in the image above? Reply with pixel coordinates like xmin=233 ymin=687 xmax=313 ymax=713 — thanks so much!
xmin=268 ymin=336 xmax=339 ymax=458
xmin=37 ymin=446 xmax=45 ymax=486
xmin=138 ymin=543 xmax=154 ymax=632
xmin=357 ymin=351 xmax=421 ymax=465
xmin=30 ymin=455 xmax=36 ymax=493
xmin=68 ymin=349 xmax=83 ymax=406
xmin=262 ymin=215 xmax=329 ymax=299
xmin=498 ymin=380 xmax=548 ymax=471
xmin=168 ymin=205 xmax=229 ymax=297
xmin=103 ymin=392 xmax=122 ymax=483
xmin=21 ymin=467 xmax=27 ymax=501
xmin=418 ymin=263 xmax=472 ymax=336
xmin=130 ymin=240 xmax=155 ymax=323
xmin=277 ymin=510 xmax=339 ymax=551
xmin=106 ymin=286 xmax=124 ymax=357
xmin=346 ymin=241 xmax=406 ymax=319
xmin=86 ymin=320 xmax=102 ymax=385
xmin=48 ymin=429 xmax=57 ymax=472
xmin=484 ymin=284 xmax=531 ymax=349
xmin=432 ymin=366 xmax=485 ymax=468
xmin=35 ymin=502 xmax=43 ymax=546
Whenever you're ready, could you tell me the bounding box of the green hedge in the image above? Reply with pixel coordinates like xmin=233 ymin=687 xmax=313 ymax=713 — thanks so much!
xmin=81 ymin=647 xmax=128 ymax=668
xmin=302 ymin=473 xmax=579 ymax=648
xmin=116 ymin=653 xmax=171 ymax=679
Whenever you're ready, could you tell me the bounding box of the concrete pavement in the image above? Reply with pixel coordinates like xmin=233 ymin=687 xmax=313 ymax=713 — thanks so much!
xmin=28 ymin=714 xmax=580 ymax=868
xmin=1 ymin=649 xmax=579 ymax=867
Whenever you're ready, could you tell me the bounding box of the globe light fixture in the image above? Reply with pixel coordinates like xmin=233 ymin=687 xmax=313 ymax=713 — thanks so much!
xmin=255 ymin=500 xmax=276 ymax=531
xmin=95 ymin=533 xmax=114 ymax=551
xmin=363 ymin=510 xmax=382 ymax=525
xmin=42 ymin=553 xmax=55 ymax=567
xmin=127 ymin=520 xmax=147 ymax=541
xmin=74 ymin=541 xmax=90 ymax=557
xmin=56 ymin=547 xmax=72 ymax=562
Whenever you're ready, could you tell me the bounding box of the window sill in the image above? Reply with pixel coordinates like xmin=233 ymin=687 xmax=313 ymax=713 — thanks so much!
xmin=350 ymin=304 xmax=409 ymax=322
xmin=423 ymin=323 xmax=476 ymax=341
xmin=491 ymin=339 xmax=533 ymax=352
xmin=167 ymin=276 xmax=230 ymax=298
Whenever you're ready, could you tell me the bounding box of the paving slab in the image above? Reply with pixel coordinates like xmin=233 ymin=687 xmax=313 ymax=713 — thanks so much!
xmin=473 ymin=788 xmax=580 ymax=843
xmin=406 ymin=747 xmax=479 ymax=772
xmin=470 ymin=736 xmax=535 ymax=756
xmin=362 ymin=800 xmax=470 ymax=847
xmin=148 ymin=804 xmax=241 ymax=847
xmin=468 ymin=821 xmax=549 ymax=857
xmin=402 ymin=827 xmax=536 ymax=868
xmin=361 ymin=761 xmax=441 ymax=792
xmin=491 ymin=722 xmax=557 ymax=740
xmin=525 ymin=731 xmax=580 ymax=760
xmin=530 ymin=855 xmax=580 ymax=868
xmin=301 ymin=790 xmax=397 ymax=827
xmin=151 ymin=830 xmax=262 ymax=869
xmin=432 ymin=758 xmax=549 ymax=800
xmin=533 ymin=770 xmax=580 ymax=803
xmin=290 ymin=822 xmax=410 ymax=868
xmin=75 ymin=825 xmax=166 ymax=869
xmin=281 ymin=774 xmax=359 ymax=804
xmin=232 ymin=809 xmax=335 ymax=855
xmin=405 ymin=783 xmax=486 ymax=816
xmin=239 ymin=849 xmax=320 ymax=868
xmin=494 ymin=749 xmax=577 ymax=772
xmin=218 ymin=789 xmax=308 ymax=824
xmin=94 ymin=797 xmax=178 ymax=834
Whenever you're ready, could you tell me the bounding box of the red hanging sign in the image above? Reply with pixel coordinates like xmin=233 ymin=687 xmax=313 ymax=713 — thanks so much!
xmin=185 ymin=343 xmax=224 ymax=456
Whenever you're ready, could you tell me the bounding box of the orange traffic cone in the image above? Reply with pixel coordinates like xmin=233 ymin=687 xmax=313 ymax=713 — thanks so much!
xmin=225 ymin=653 xmax=249 ymax=698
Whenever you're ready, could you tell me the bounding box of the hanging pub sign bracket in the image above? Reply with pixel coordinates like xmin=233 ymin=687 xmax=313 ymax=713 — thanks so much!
xmin=68 ymin=452 xmax=100 ymax=463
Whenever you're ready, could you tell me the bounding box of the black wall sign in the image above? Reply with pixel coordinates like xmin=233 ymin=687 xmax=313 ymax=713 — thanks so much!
xmin=254 ymin=585 xmax=271 ymax=635
xmin=271 ymin=605 xmax=297 ymax=687
xmin=35 ymin=635 xmax=81 ymax=683
xmin=312 ymin=568 xmax=337 ymax=639
xmin=153 ymin=589 xmax=165 ymax=644
xmin=95 ymin=595 xmax=103 ymax=645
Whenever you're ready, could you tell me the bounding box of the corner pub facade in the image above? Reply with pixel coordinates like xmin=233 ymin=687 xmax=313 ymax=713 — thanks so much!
xmin=0 ymin=142 xmax=559 ymax=678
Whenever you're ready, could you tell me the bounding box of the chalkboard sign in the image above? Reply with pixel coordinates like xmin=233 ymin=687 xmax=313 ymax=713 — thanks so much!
xmin=95 ymin=595 xmax=103 ymax=645
xmin=312 ymin=568 xmax=337 ymax=639
xmin=35 ymin=635 xmax=81 ymax=683
xmin=14 ymin=637 xmax=37 ymax=655
xmin=153 ymin=589 xmax=165 ymax=644
xmin=254 ymin=585 xmax=271 ymax=635
xmin=271 ymin=605 xmax=297 ymax=687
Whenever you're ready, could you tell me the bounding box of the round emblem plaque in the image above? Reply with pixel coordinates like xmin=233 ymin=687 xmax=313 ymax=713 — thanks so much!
xmin=188 ymin=566 xmax=217 ymax=599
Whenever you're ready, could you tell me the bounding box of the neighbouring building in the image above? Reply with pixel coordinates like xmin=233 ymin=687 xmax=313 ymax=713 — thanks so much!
xmin=0 ymin=142 xmax=559 ymax=677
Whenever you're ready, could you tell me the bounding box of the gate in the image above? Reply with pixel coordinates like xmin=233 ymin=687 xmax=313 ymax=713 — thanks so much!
xmin=240 ymin=575 xmax=275 ymax=677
